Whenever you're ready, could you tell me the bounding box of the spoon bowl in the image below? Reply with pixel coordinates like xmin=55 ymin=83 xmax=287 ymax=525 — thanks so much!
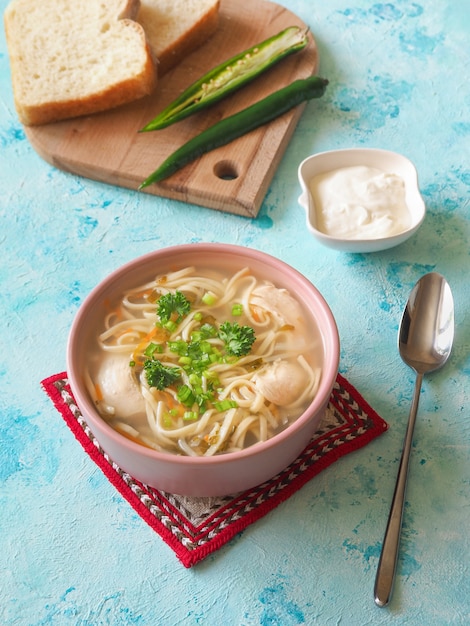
xmin=398 ymin=273 xmax=454 ymax=373
xmin=374 ymin=272 xmax=454 ymax=607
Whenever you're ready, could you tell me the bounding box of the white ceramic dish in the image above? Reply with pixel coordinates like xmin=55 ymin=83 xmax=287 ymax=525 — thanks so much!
xmin=298 ymin=148 xmax=426 ymax=253
xmin=67 ymin=243 xmax=340 ymax=496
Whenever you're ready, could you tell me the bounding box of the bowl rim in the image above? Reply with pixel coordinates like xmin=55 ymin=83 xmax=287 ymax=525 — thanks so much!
xmin=298 ymin=147 xmax=426 ymax=246
xmin=66 ymin=243 xmax=340 ymax=467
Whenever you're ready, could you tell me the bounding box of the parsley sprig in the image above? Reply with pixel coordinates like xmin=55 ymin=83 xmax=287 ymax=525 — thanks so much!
xmin=143 ymin=360 xmax=181 ymax=390
xmin=157 ymin=291 xmax=191 ymax=326
xmin=219 ymin=321 xmax=256 ymax=357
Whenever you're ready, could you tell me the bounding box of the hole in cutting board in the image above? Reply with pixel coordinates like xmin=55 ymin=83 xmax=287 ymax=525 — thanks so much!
xmin=214 ymin=160 xmax=239 ymax=180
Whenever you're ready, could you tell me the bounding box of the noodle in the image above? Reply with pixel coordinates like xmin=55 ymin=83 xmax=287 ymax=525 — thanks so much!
xmin=86 ymin=266 xmax=322 ymax=457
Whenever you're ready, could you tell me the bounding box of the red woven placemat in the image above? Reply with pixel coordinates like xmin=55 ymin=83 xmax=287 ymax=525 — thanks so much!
xmin=41 ymin=372 xmax=388 ymax=567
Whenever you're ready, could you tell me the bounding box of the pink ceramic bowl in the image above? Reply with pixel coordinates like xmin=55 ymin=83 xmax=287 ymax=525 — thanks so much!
xmin=67 ymin=243 xmax=340 ymax=496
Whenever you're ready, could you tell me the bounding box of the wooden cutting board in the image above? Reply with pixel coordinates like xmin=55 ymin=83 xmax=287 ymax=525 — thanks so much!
xmin=25 ymin=0 xmax=318 ymax=218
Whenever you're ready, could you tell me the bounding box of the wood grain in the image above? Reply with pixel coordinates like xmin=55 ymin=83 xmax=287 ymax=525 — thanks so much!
xmin=24 ymin=0 xmax=318 ymax=217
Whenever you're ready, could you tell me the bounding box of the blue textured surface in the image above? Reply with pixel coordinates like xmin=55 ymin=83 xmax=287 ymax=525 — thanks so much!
xmin=1 ymin=0 xmax=469 ymax=623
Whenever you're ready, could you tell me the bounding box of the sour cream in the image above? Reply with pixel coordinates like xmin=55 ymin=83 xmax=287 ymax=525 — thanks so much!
xmin=309 ymin=165 xmax=411 ymax=239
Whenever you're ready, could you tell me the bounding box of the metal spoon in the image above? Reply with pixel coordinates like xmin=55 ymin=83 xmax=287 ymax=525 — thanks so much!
xmin=374 ymin=272 xmax=454 ymax=608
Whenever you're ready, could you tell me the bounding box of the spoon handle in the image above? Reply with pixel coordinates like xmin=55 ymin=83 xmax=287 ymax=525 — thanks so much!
xmin=374 ymin=372 xmax=423 ymax=607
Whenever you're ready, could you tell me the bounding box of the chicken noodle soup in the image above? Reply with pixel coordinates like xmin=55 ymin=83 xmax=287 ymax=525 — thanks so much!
xmin=86 ymin=266 xmax=322 ymax=457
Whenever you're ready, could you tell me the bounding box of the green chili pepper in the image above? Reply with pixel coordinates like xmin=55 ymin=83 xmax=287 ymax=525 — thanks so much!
xmin=138 ymin=75 xmax=328 ymax=189
xmin=140 ymin=26 xmax=309 ymax=132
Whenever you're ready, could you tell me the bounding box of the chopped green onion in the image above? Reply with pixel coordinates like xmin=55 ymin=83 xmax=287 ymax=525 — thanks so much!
xmin=177 ymin=385 xmax=195 ymax=406
xmin=202 ymin=292 xmax=217 ymax=306
xmin=200 ymin=341 xmax=212 ymax=354
xmin=214 ymin=399 xmax=238 ymax=411
xmin=168 ymin=340 xmax=187 ymax=354
xmin=188 ymin=373 xmax=201 ymax=386
xmin=231 ymin=303 xmax=243 ymax=316
xmin=144 ymin=342 xmax=158 ymax=357
xmin=179 ymin=356 xmax=192 ymax=366
xmin=204 ymin=370 xmax=219 ymax=382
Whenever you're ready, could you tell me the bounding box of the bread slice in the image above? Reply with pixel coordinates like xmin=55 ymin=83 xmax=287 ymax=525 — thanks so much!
xmin=4 ymin=0 xmax=157 ymax=126
xmin=137 ymin=0 xmax=220 ymax=75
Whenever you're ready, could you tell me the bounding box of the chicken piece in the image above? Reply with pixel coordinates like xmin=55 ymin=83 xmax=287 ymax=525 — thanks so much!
xmin=250 ymin=284 xmax=304 ymax=326
xmin=253 ymin=359 xmax=307 ymax=406
xmin=96 ymin=354 xmax=146 ymax=418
